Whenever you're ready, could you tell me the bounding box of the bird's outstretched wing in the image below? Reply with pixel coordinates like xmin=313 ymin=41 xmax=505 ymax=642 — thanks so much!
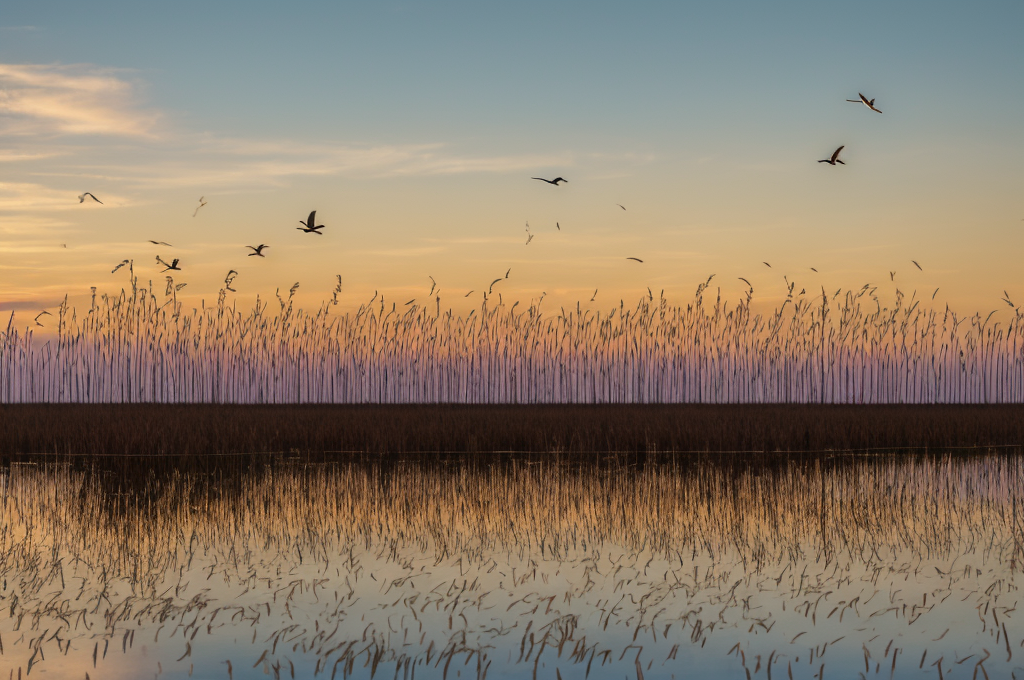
xmin=831 ymin=146 xmax=844 ymax=162
xmin=306 ymin=211 xmax=316 ymax=227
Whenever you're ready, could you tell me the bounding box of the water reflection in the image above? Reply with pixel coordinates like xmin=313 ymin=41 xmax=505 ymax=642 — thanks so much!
xmin=1 ymin=455 xmax=1021 ymax=678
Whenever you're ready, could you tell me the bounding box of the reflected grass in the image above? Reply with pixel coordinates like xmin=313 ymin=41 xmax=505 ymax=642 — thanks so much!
xmin=1 ymin=455 xmax=1022 ymax=678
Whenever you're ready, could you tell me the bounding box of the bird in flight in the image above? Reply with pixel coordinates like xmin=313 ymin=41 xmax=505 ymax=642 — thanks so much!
xmin=157 ymin=256 xmax=181 ymax=272
xmin=148 ymin=240 xmax=173 ymax=247
xmin=247 ymin=244 xmax=269 ymax=257
xmin=525 ymin=221 xmax=534 ymax=245
xmin=912 ymin=260 xmax=922 ymax=271
xmin=556 ymin=222 xmax=560 ymax=230
xmin=224 ymin=270 xmax=238 ymax=292
xmin=626 ymin=257 xmax=644 ymax=263
xmin=193 ymin=196 xmax=208 ymax=217
xmin=738 ymin=277 xmax=751 ymax=286
xmin=532 ymin=177 xmax=568 ymax=185
xmin=590 ymin=289 xmax=598 ymax=301
xmin=505 ymin=268 xmax=510 ymax=278
xmin=763 ymin=262 xmax=772 ymax=268
xmin=818 ymin=146 xmax=846 ymax=165
xmin=34 ymin=311 xmax=51 ymax=326
xmin=489 ymin=278 xmax=502 ymax=294
xmin=78 ymin=192 xmax=102 ymax=204
xmin=297 ymin=211 xmax=325 ymax=234
xmin=846 ymin=93 xmax=882 ymax=113
xmin=428 ymin=276 xmax=437 ymax=295
xmin=617 ymin=204 xmax=626 ymax=211
xmin=810 ymin=267 xmax=818 ymax=272
xmin=890 ymin=271 xmax=896 ymax=281
xmin=464 ymin=290 xmax=474 ymax=297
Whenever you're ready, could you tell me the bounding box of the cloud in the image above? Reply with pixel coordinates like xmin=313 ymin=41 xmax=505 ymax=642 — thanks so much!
xmin=0 ymin=182 xmax=127 ymax=212
xmin=0 ymin=63 xmax=158 ymax=136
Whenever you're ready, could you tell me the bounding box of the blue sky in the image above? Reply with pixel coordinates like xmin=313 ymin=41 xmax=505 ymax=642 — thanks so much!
xmin=1 ymin=0 xmax=1022 ymax=315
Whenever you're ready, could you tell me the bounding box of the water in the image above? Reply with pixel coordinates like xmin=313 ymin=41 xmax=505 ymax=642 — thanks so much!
xmin=1 ymin=455 xmax=1022 ymax=678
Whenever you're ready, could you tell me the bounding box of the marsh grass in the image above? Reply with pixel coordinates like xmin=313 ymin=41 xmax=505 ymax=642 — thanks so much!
xmin=2 ymin=267 xmax=1022 ymax=403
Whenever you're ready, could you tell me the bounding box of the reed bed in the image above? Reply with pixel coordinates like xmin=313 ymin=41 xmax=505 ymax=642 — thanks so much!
xmin=2 ymin=267 xmax=1022 ymax=403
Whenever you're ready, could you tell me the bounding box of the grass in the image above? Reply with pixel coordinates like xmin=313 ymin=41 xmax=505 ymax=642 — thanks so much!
xmin=1 ymin=404 xmax=1022 ymax=463
xmin=2 ymin=266 xmax=1022 ymax=403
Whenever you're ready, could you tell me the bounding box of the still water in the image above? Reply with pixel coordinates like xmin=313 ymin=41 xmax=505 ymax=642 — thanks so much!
xmin=1 ymin=455 xmax=1021 ymax=679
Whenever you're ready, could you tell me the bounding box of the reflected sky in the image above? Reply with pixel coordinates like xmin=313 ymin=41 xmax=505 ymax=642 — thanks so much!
xmin=1 ymin=455 xmax=1022 ymax=678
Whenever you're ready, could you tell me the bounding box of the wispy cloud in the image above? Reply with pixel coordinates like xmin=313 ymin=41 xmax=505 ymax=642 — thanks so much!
xmin=0 ymin=182 xmax=126 ymax=212
xmin=0 ymin=63 xmax=158 ymax=136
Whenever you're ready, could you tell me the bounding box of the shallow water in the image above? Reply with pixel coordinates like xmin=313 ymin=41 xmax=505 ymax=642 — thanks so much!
xmin=1 ymin=456 xmax=1022 ymax=679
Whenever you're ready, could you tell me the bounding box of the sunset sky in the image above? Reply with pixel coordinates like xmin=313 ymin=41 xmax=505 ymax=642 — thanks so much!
xmin=2 ymin=0 xmax=1022 ymax=324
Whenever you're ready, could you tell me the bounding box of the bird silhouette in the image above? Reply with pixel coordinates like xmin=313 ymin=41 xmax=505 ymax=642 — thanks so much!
xmin=591 ymin=289 xmax=598 ymax=301
xmin=846 ymin=93 xmax=882 ymax=113
xmin=489 ymin=278 xmax=502 ymax=293
xmin=157 ymin=256 xmax=181 ymax=272
xmin=626 ymin=257 xmax=644 ymax=263
xmin=912 ymin=260 xmax=922 ymax=271
xmin=247 ymin=244 xmax=269 ymax=257
xmin=739 ymin=277 xmax=752 ymax=287
xmin=148 ymin=240 xmax=173 ymax=247
xmin=297 ymin=211 xmax=325 ymax=234
xmin=764 ymin=262 xmax=772 ymax=268
xmin=428 ymin=276 xmax=437 ymax=295
xmin=532 ymin=177 xmax=568 ymax=185
xmin=818 ymin=146 xmax=846 ymax=165
xmin=34 ymin=311 xmax=51 ymax=326
xmin=617 ymin=204 xmax=626 ymax=211
xmin=78 ymin=192 xmax=102 ymax=204
xmin=193 ymin=196 xmax=208 ymax=217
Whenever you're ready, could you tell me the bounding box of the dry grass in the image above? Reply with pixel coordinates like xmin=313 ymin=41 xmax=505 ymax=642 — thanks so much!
xmin=1 ymin=404 xmax=1023 ymax=460
xmin=2 ymin=267 xmax=1022 ymax=403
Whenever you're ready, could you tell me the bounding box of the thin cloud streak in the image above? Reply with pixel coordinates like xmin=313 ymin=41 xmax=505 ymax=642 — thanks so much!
xmin=0 ymin=63 xmax=158 ymax=137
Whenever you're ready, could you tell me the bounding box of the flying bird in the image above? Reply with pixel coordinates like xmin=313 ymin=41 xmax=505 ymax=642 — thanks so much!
xmin=531 ymin=177 xmax=568 ymax=185
xmin=556 ymin=222 xmax=560 ymax=230
xmin=818 ymin=146 xmax=846 ymax=165
xmin=34 ymin=311 xmax=51 ymax=326
xmin=626 ymin=257 xmax=644 ymax=263
xmin=157 ymin=256 xmax=181 ymax=272
xmin=224 ymin=270 xmax=238 ymax=292
xmin=78 ymin=192 xmax=102 ymax=204
xmin=912 ymin=260 xmax=922 ymax=271
xmin=297 ymin=211 xmax=325 ymax=234
xmin=505 ymin=268 xmax=510 ymax=278
xmin=846 ymin=93 xmax=882 ymax=113
xmin=738 ymin=277 xmax=751 ymax=286
xmin=464 ymin=290 xmax=474 ymax=297
xmin=193 ymin=196 xmax=208 ymax=217
xmin=525 ymin=221 xmax=534 ymax=245
xmin=428 ymin=276 xmax=437 ymax=295
xmin=890 ymin=271 xmax=896 ymax=281
xmin=810 ymin=267 xmax=818 ymax=272
xmin=617 ymin=204 xmax=626 ymax=211
xmin=247 ymin=244 xmax=269 ymax=257
xmin=763 ymin=262 xmax=772 ymax=268
xmin=148 ymin=240 xmax=173 ymax=247
xmin=590 ymin=289 xmax=597 ymax=301
xmin=489 ymin=278 xmax=502 ymax=294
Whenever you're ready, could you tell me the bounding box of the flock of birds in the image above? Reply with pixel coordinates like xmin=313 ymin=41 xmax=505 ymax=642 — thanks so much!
xmin=51 ymin=91 xmax=935 ymax=328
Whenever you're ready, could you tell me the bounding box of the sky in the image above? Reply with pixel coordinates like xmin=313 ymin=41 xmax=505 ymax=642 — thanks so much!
xmin=1 ymin=0 xmax=1022 ymax=324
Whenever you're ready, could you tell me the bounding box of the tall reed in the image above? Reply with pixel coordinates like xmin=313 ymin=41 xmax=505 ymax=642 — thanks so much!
xmin=2 ymin=266 xmax=1022 ymax=403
